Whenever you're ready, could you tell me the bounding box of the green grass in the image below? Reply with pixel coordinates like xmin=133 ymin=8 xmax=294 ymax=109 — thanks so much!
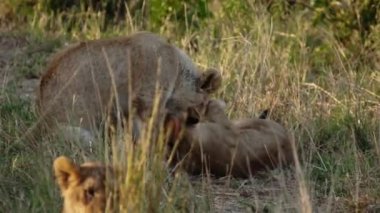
xmin=1 ymin=1 xmax=380 ymax=212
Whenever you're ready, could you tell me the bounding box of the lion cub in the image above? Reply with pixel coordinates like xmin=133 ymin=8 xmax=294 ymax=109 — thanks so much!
xmin=173 ymin=100 xmax=294 ymax=177
xmin=54 ymin=156 xmax=110 ymax=213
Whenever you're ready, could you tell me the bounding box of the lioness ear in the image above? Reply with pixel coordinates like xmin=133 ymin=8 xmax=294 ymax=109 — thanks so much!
xmin=200 ymin=68 xmax=222 ymax=94
xmin=53 ymin=156 xmax=79 ymax=193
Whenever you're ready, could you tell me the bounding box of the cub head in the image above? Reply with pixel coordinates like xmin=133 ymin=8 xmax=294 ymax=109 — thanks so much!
xmin=164 ymin=98 xmax=227 ymax=144
xmin=186 ymin=99 xmax=227 ymax=124
xmin=53 ymin=156 xmax=109 ymax=213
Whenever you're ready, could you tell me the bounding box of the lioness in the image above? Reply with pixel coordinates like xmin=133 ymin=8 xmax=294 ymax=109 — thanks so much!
xmin=54 ymin=156 xmax=109 ymax=213
xmin=36 ymin=32 xmax=221 ymax=145
xmin=171 ymin=100 xmax=294 ymax=177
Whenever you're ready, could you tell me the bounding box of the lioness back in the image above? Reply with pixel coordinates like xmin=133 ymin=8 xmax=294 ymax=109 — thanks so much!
xmin=175 ymin=100 xmax=294 ymax=177
xmin=37 ymin=32 xmax=221 ymax=142
xmin=232 ymin=118 xmax=294 ymax=176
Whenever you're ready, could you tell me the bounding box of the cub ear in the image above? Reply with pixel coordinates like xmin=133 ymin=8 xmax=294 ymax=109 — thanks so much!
xmin=200 ymin=68 xmax=222 ymax=94
xmin=53 ymin=156 xmax=79 ymax=193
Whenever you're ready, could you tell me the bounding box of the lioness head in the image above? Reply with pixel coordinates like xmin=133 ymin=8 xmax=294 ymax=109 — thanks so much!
xmin=54 ymin=156 xmax=109 ymax=213
xmin=163 ymin=68 xmax=221 ymax=140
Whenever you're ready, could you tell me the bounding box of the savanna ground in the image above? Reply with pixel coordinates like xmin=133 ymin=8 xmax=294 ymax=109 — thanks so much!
xmin=0 ymin=1 xmax=379 ymax=212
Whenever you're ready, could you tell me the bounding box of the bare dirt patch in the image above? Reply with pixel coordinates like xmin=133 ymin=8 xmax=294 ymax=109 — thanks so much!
xmin=187 ymin=171 xmax=303 ymax=212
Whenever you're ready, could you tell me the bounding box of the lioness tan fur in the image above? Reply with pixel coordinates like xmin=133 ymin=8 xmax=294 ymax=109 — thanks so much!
xmin=54 ymin=156 xmax=109 ymax=213
xmin=36 ymin=32 xmax=221 ymax=145
xmin=172 ymin=100 xmax=294 ymax=177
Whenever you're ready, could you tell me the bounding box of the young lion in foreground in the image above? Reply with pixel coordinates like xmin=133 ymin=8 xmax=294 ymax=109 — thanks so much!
xmin=171 ymin=100 xmax=295 ymax=177
xmin=35 ymin=32 xmax=221 ymax=146
xmin=54 ymin=156 xmax=110 ymax=213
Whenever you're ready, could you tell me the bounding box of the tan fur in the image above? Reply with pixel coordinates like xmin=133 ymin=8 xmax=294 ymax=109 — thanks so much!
xmin=54 ymin=156 xmax=109 ymax=213
xmin=37 ymin=32 xmax=221 ymax=144
xmin=173 ymin=100 xmax=294 ymax=177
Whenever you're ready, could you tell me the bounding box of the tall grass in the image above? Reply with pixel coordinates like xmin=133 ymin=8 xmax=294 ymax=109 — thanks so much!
xmin=0 ymin=1 xmax=379 ymax=212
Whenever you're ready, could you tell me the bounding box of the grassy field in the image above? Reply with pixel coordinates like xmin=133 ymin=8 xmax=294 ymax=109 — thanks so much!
xmin=0 ymin=1 xmax=379 ymax=212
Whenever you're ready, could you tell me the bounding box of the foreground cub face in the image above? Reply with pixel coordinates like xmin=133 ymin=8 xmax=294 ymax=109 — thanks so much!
xmin=54 ymin=156 xmax=108 ymax=213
